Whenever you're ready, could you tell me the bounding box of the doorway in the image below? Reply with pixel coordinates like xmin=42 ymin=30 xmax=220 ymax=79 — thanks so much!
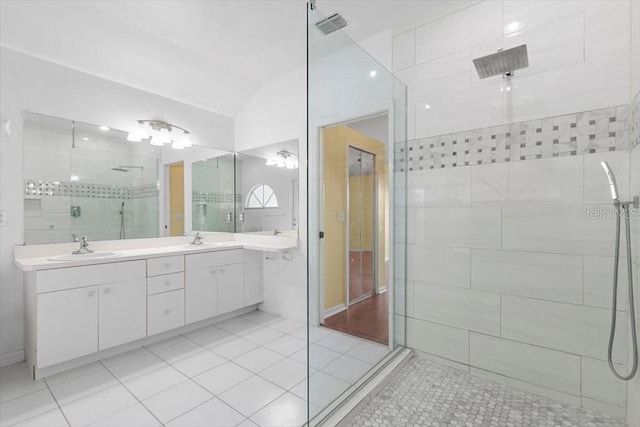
xmin=321 ymin=117 xmax=389 ymax=345
xmin=168 ymin=162 xmax=185 ymax=236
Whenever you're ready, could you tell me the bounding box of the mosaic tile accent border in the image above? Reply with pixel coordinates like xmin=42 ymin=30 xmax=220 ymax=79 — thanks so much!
xmin=396 ymin=105 xmax=630 ymax=172
xmin=192 ymin=191 xmax=240 ymax=203
xmin=631 ymin=91 xmax=640 ymax=149
xmin=24 ymin=180 xmax=158 ymax=199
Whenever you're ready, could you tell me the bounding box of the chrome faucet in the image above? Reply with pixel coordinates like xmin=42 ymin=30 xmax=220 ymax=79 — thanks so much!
xmin=72 ymin=236 xmax=93 ymax=254
xmin=273 ymin=229 xmax=282 ymax=236
xmin=191 ymin=232 xmax=204 ymax=245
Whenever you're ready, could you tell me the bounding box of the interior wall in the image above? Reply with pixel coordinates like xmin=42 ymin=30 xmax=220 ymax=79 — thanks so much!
xmin=626 ymin=0 xmax=640 ymax=423
xmin=0 ymin=48 xmax=234 ymax=365
xmin=322 ymin=125 xmax=387 ymax=312
xmin=234 ymin=66 xmax=307 ymax=321
xmin=393 ymin=0 xmax=635 ymax=419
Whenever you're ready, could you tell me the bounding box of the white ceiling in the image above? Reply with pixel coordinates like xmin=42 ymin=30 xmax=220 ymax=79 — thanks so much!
xmin=1 ymin=1 xmax=448 ymax=118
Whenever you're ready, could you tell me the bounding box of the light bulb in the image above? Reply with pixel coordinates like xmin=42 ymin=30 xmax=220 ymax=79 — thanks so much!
xmin=149 ymin=136 xmax=164 ymax=146
xmin=171 ymin=140 xmax=185 ymax=150
xmin=126 ymin=132 xmax=141 ymax=142
xmin=159 ymin=128 xmax=171 ymax=144
xmin=181 ymin=133 xmax=192 ymax=148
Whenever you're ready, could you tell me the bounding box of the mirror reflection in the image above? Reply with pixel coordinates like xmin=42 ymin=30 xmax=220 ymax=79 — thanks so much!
xmin=191 ymin=154 xmax=236 ymax=233
xmin=235 ymin=140 xmax=299 ymax=236
xmin=23 ymin=111 xmax=234 ymax=244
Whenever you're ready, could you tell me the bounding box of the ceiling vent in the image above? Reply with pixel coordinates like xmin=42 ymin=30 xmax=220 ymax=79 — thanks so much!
xmin=315 ymin=13 xmax=347 ymax=35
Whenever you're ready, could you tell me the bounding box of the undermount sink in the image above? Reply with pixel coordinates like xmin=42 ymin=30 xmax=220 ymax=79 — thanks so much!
xmin=47 ymin=252 xmax=120 ymax=261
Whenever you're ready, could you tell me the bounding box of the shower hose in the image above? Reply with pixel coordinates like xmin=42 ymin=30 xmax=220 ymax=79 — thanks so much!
xmin=608 ymin=201 xmax=638 ymax=380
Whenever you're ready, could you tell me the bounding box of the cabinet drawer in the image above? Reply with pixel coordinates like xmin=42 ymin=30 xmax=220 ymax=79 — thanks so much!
xmin=147 ymin=289 xmax=185 ymax=336
xmin=36 ymin=260 xmax=146 ymax=293
xmin=186 ymin=249 xmax=243 ymax=271
xmin=147 ymin=272 xmax=184 ymax=295
xmin=147 ymin=256 xmax=184 ymax=277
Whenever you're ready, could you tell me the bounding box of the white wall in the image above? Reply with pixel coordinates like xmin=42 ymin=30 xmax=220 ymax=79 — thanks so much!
xmin=0 ymin=48 xmax=234 ymax=365
xmin=626 ymin=0 xmax=640 ymax=424
xmin=393 ymin=0 xmax=636 ymax=420
xmin=235 ymin=67 xmax=307 ymax=321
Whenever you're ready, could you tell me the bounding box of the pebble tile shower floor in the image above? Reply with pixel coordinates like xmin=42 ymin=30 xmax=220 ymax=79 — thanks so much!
xmin=348 ymin=357 xmax=627 ymax=427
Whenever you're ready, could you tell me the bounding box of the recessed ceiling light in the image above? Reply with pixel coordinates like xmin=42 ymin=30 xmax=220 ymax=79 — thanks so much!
xmin=70 ymin=175 xmax=79 ymax=181
xmin=98 ymin=125 xmax=110 ymax=131
xmin=369 ymin=70 xmax=377 ymax=77
xmin=504 ymin=21 xmax=523 ymax=35
xmin=82 ymin=137 xmax=89 ymax=141
xmin=424 ymin=104 xmax=431 ymax=109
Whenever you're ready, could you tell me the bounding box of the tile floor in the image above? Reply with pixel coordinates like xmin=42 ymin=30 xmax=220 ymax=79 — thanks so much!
xmin=348 ymin=356 xmax=627 ymax=427
xmin=0 ymin=310 xmax=390 ymax=427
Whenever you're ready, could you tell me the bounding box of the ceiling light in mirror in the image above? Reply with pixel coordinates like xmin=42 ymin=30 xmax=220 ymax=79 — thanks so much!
xmin=504 ymin=21 xmax=523 ymax=36
xmin=265 ymin=150 xmax=298 ymax=169
xmin=99 ymin=125 xmax=110 ymax=131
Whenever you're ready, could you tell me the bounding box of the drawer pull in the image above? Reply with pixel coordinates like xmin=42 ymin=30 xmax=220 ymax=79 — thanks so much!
xmin=165 ymin=281 xmax=171 ymax=286
xmin=104 ymin=288 xmax=110 ymax=294
xmin=88 ymin=291 xmax=95 ymax=296
xmin=165 ymin=263 xmax=171 ymax=268
xmin=165 ymin=309 xmax=170 ymax=315
xmin=211 ymin=270 xmax=216 ymax=275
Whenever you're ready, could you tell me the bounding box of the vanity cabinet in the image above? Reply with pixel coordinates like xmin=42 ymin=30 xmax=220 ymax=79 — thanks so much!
xmin=146 ymin=255 xmax=186 ymax=335
xmin=32 ymin=260 xmax=146 ymax=368
xmin=185 ymin=249 xmax=244 ymax=323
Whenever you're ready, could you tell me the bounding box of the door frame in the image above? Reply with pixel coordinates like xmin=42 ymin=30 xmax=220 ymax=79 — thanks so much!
xmin=317 ymin=111 xmax=391 ymax=334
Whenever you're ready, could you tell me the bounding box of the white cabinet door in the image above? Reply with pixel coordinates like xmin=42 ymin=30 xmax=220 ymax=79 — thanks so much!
xmin=218 ymin=263 xmax=244 ymax=315
xmin=185 ymin=268 xmax=218 ymax=324
xmin=37 ymin=286 xmax=98 ymax=367
xmin=148 ymin=290 xmax=185 ymax=336
xmin=99 ymin=279 xmax=146 ymax=350
xmin=243 ymin=250 xmax=263 ymax=306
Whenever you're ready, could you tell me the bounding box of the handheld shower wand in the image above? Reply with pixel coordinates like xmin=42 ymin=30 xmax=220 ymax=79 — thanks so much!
xmin=600 ymin=161 xmax=638 ymax=380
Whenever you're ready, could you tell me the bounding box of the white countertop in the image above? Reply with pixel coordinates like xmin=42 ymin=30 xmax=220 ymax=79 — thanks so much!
xmin=14 ymin=233 xmax=298 ymax=271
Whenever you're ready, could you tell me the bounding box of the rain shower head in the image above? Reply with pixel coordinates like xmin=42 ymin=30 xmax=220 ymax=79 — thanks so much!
xmin=600 ymin=161 xmax=619 ymax=201
xmin=472 ymin=44 xmax=529 ymax=79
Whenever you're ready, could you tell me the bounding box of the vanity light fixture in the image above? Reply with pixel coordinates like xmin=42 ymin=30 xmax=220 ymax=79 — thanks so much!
xmin=127 ymin=120 xmax=191 ymax=150
xmin=266 ymin=150 xmax=298 ymax=169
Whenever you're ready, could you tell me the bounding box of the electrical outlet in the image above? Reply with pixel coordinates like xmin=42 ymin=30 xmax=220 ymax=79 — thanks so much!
xmin=0 ymin=210 xmax=7 ymax=227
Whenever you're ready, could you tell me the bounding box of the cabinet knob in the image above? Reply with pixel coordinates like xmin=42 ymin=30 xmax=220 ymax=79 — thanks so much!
xmin=220 ymin=268 xmax=225 ymax=274
xmin=104 ymin=288 xmax=110 ymax=294
xmin=164 ymin=309 xmax=170 ymax=315
xmin=88 ymin=291 xmax=95 ymax=296
xmin=165 ymin=263 xmax=170 ymax=268
xmin=211 ymin=270 xmax=216 ymax=275
xmin=165 ymin=281 xmax=170 ymax=286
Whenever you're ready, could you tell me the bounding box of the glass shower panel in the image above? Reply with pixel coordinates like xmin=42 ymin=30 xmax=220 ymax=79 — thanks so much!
xmin=307 ymin=3 xmax=407 ymax=423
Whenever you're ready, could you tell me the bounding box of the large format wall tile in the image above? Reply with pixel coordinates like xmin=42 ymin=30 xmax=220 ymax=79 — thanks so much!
xmin=471 ymin=163 xmax=508 ymax=205
xmin=414 ymin=1 xmax=501 ymax=65
xmin=581 ymin=356 xmax=627 ymax=408
xmin=413 ymin=284 xmax=500 ymax=335
xmin=471 ymin=249 xmax=582 ymax=303
xmin=583 ymin=255 xmax=629 ymax=311
xmin=407 ymin=167 xmax=471 ymax=207
xmin=502 ymin=204 xmax=615 ymax=256
xmin=406 ymin=317 xmax=469 ymax=364
xmin=392 ymin=30 xmax=415 ymax=72
xmin=408 ymin=245 xmax=470 ymax=288
xmin=469 ymin=333 xmax=581 ymax=395
xmin=507 ymin=156 xmax=583 ymax=205
xmin=419 ymin=206 xmax=501 ymax=249
xmin=501 ymin=295 xmax=627 ymax=363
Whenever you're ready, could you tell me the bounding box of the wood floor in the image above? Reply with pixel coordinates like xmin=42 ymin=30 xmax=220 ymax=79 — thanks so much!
xmin=324 ymin=292 xmax=388 ymax=345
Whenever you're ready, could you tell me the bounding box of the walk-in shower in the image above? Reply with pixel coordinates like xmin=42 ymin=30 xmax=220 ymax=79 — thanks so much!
xmin=600 ymin=161 xmax=638 ymax=380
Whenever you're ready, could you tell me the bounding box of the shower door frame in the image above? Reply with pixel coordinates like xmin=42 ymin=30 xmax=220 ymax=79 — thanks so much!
xmin=346 ymin=145 xmax=378 ymax=306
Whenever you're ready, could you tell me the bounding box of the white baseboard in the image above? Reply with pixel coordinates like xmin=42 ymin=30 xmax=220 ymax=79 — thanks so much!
xmin=324 ymin=304 xmax=347 ymax=319
xmin=0 ymin=350 xmax=25 ymax=368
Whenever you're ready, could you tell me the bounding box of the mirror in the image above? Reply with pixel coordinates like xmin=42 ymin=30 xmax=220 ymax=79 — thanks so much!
xmin=23 ymin=111 xmax=233 ymax=244
xmin=235 ymin=140 xmax=299 ymax=236
xmin=191 ymin=153 xmax=236 ymax=233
